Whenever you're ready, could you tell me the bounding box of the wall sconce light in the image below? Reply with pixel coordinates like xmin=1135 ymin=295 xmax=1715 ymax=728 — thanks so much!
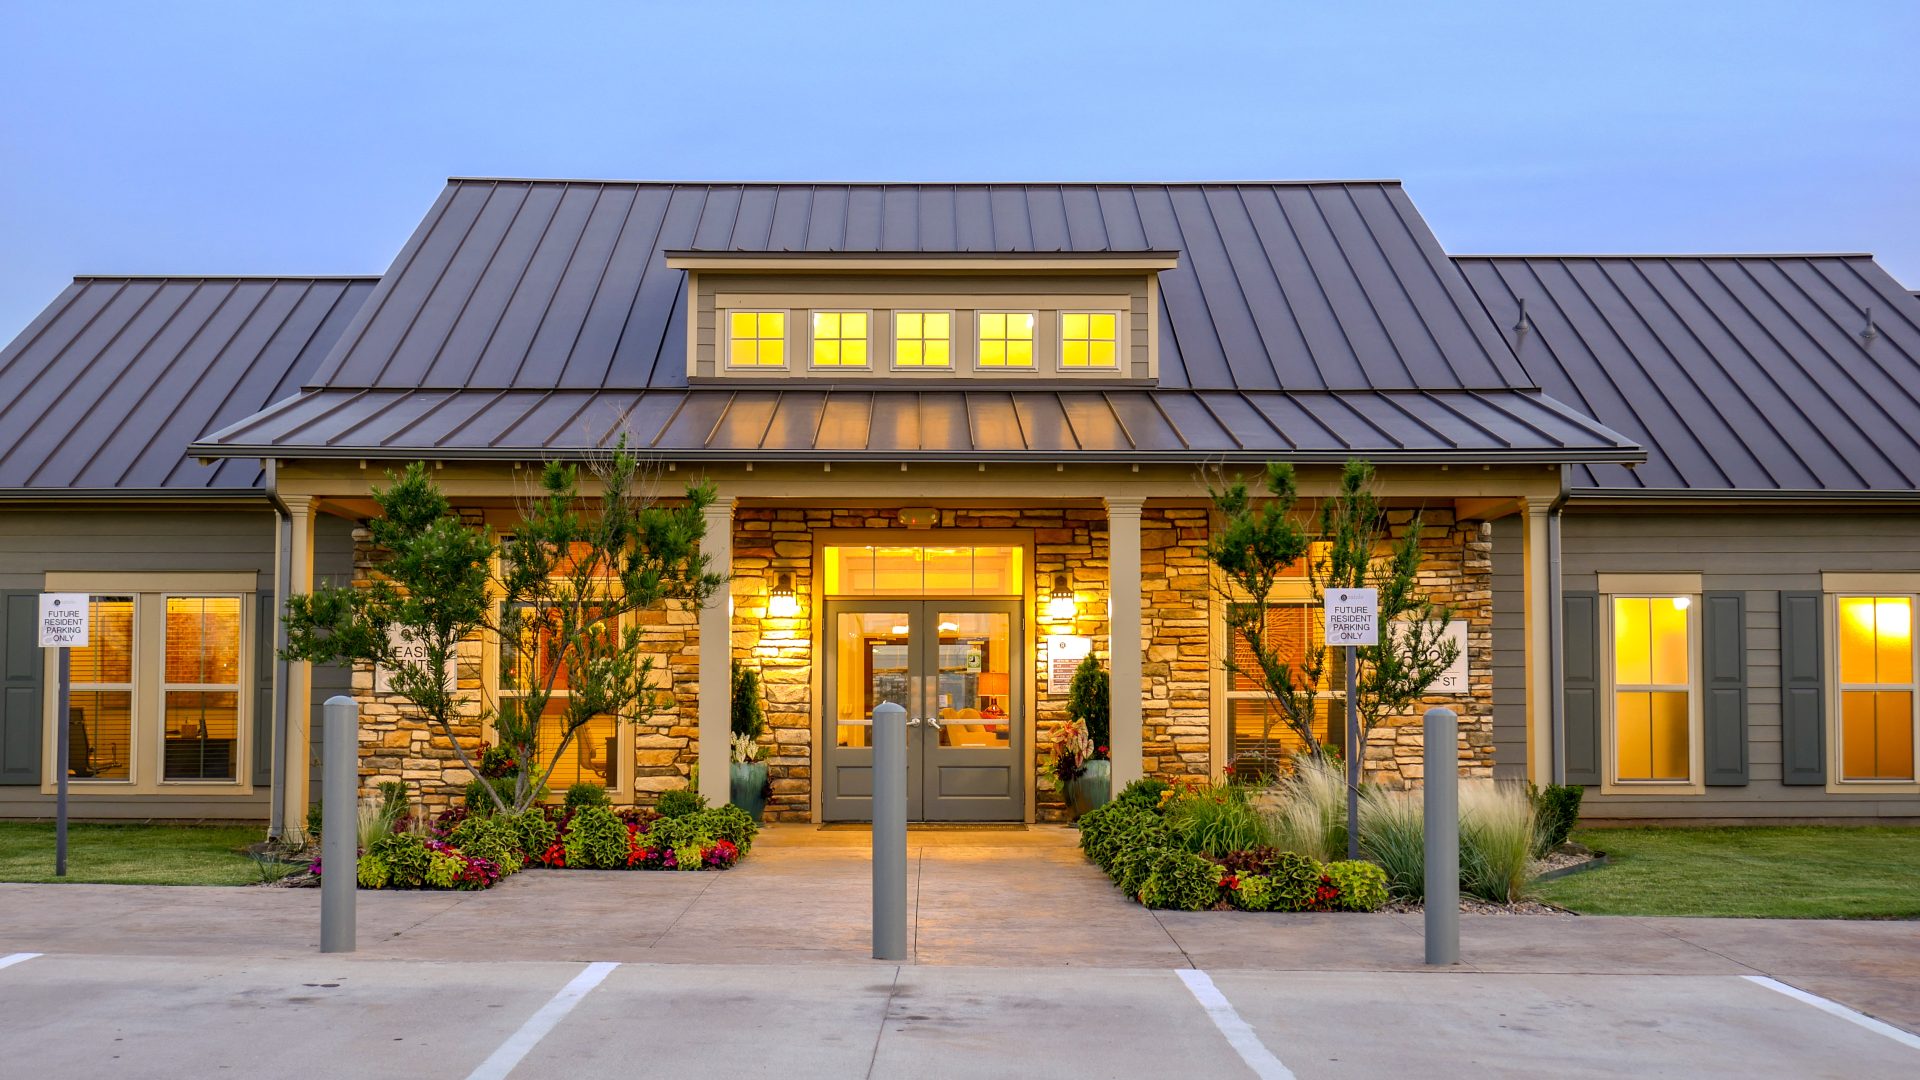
xmin=1046 ymin=573 xmax=1077 ymax=622
xmin=767 ymin=572 xmax=800 ymax=618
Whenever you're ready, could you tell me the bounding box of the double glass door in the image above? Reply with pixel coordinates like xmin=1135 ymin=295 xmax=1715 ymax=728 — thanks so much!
xmin=823 ymin=599 xmax=1022 ymax=821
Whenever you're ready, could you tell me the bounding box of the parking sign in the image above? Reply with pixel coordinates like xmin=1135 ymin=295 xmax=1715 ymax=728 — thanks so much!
xmin=38 ymin=593 xmax=90 ymax=648
xmin=1323 ymin=588 xmax=1379 ymax=646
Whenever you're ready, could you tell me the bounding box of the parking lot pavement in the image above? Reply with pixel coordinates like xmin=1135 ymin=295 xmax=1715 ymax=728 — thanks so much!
xmin=3 ymin=952 xmax=1916 ymax=1079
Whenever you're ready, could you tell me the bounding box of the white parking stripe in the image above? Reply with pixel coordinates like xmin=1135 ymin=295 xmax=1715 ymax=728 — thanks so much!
xmin=1177 ymin=968 xmax=1296 ymax=1080
xmin=0 ymin=953 xmax=41 ymax=971
xmin=1745 ymin=975 xmax=1920 ymax=1051
xmin=466 ymin=961 xmax=619 ymax=1080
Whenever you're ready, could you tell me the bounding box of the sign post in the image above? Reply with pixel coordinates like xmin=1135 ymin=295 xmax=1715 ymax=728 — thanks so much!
xmin=37 ymin=593 xmax=90 ymax=878
xmin=1323 ymin=588 xmax=1378 ymax=862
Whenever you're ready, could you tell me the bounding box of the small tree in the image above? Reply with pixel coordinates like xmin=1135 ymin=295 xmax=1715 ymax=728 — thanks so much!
xmin=1065 ymin=654 xmax=1110 ymax=761
xmin=730 ymin=660 xmax=767 ymax=764
xmin=1208 ymin=462 xmax=1319 ymax=765
xmin=494 ymin=446 xmax=723 ymax=810
xmin=283 ymin=463 xmax=497 ymax=824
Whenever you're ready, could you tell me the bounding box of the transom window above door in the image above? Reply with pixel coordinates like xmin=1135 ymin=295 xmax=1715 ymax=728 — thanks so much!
xmin=823 ymin=545 xmax=1023 ymax=597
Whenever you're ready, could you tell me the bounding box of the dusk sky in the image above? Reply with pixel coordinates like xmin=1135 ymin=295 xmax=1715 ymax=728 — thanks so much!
xmin=3 ymin=1 xmax=1915 ymax=337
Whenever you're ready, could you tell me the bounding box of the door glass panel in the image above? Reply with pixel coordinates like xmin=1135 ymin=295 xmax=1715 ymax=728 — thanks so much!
xmin=836 ymin=612 xmax=911 ymax=748
xmin=823 ymin=546 xmax=1021 ymax=597
xmin=933 ymin=612 xmax=1011 ymax=748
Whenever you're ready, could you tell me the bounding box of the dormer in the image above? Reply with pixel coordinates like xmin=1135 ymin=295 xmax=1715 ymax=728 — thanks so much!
xmin=668 ymin=250 xmax=1176 ymax=384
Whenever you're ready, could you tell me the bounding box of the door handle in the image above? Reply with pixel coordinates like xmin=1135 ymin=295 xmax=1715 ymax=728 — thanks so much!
xmin=907 ymin=716 xmax=923 ymax=727
xmin=925 ymin=716 xmax=943 ymax=731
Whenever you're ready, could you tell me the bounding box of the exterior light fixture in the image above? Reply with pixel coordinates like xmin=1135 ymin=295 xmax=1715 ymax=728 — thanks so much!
xmin=1046 ymin=573 xmax=1077 ymax=622
xmin=898 ymin=507 xmax=939 ymax=528
xmin=767 ymin=572 xmax=800 ymax=618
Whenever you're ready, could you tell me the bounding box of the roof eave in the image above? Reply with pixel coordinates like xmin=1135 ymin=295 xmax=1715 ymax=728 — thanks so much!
xmin=188 ymin=444 xmax=1643 ymax=467
xmin=1569 ymin=486 xmax=1920 ymax=504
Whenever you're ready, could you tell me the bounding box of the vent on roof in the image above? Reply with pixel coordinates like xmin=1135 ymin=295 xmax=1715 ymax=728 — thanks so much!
xmin=1861 ymin=305 xmax=1878 ymax=343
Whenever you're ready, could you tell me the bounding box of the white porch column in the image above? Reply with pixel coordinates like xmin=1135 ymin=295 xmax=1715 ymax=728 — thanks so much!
xmin=1107 ymin=497 xmax=1146 ymax=787
xmin=697 ymin=496 xmax=735 ymax=808
xmin=1521 ymin=500 xmax=1554 ymax=783
xmin=280 ymin=496 xmax=316 ymax=837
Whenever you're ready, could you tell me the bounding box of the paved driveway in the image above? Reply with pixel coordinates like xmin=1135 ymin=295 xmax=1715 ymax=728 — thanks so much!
xmin=1 ymin=825 xmax=1916 ymax=1077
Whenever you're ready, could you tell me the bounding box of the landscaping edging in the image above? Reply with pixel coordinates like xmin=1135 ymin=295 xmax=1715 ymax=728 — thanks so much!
xmin=1532 ymin=853 xmax=1610 ymax=882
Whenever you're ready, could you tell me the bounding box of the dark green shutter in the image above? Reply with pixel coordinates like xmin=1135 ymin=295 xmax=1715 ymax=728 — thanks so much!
xmin=1702 ymin=591 xmax=1748 ymax=786
xmin=1779 ymin=591 xmax=1826 ymax=786
xmin=1 ymin=591 xmax=45 ymax=785
xmin=1562 ymin=591 xmax=1602 ymax=786
xmin=253 ymin=591 xmax=277 ymax=787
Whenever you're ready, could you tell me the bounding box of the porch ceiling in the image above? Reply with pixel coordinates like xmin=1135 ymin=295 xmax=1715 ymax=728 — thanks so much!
xmin=191 ymin=387 xmax=1640 ymax=465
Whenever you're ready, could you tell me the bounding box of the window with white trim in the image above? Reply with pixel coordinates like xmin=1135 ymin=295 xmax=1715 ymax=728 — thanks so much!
xmin=1834 ymin=595 xmax=1916 ymax=782
xmin=1060 ymin=312 xmax=1119 ymax=369
xmin=68 ymin=596 xmax=135 ymax=782
xmin=161 ymin=596 xmax=243 ymax=782
xmin=728 ymin=311 xmax=787 ymax=367
xmin=893 ymin=311 xmax=951 ymax=368
xmin=810 ymin=311 xmax=869 ymax=368
xmin=975 ymin=312 xmax=1036 ymax=368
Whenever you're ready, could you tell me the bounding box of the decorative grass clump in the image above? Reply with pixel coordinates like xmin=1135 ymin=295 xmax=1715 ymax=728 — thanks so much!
xmin=1263 ymin=753 xmax=1348 ymax=863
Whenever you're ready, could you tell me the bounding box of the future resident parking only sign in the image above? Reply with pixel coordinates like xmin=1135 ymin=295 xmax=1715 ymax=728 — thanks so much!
xmin=1323 ymin=588 xmax=1379 ymax=647
xmin=37 ymin=593 xmax=90 ymax=648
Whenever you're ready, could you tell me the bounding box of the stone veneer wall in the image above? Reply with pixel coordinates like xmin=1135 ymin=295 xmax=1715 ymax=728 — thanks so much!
xmin=347 ymin=503 xmax=1492 ymax=815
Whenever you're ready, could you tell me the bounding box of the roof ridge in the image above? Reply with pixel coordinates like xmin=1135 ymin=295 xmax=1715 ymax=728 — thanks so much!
xmin=72 ymin=274 xmax=382 ymax=282
xmin=1454 ymin=252 xmax=1876 ymax=261
xmin=444 ymin=176 xmax=1408 ymax=188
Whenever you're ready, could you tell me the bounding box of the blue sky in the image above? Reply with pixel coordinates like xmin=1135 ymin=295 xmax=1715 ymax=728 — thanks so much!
xmin=3 ymin=1 xmax=1916 ymax=336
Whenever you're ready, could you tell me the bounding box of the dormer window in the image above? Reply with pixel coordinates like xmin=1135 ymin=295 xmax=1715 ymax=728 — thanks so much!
xmin=811 ymin=312 xmax=870 ymax=368
xmin=976 ymin=312 xmax=1035 ymax=368
xmin=729 ymin=311 xmax=786 ymax=367
xmin=894 ymin=312 xmax=952 ymax=368
xmin=1061 ymin=312 xmax=1119 ymax=369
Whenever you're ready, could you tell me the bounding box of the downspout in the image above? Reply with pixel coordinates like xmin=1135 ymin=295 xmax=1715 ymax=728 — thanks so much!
xmin=265 ymin=459 xmax=294 ymax=841
xmin=1547 ymin=466 xmax=1570 ymax=785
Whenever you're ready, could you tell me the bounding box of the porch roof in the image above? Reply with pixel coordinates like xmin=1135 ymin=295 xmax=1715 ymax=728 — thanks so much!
xmin=191 ymin=385 xmax=1638 ymax=464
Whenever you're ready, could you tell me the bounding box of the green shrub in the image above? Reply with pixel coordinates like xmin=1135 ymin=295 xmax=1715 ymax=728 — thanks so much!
xmin=564 ymin=783 xmax=611 ymax=811
xmin=465 ymin=776 xmax=517 ymax=815
xmin=510 ymin=809 xmax=557 ymax=862
xmin=364 ymin=833 xmax=432 ymax=888
xmin=306 ymin=801 xmax=324 ymax=841
xmin=424 ymin=850 xmax=464 ymax=889
xmin=656 ymin=787 xmax=708 ymax=819
xmin=1264 ymin=851 xmax=1326 ymax=912
xmin=1164 ymin=784 xmax=1271 ymax=857
xmin=645 ymin=814 xmax=716 ymax=852
xmin=1111 ymin=844 xmax=1172 ymax=898
xmin=356 ymin=852 xmax=390 ymax=888
xmin=562 ymin=805 xmax=631 ymax=869
xmin=449 ymin=814 xmax=525 ymax=875
xmin=1229 ymin=873 xmax=1275 ymax=911
xmin=1531 ymin=783 xmax=1583 ymax=854
xmin=1089 ymin=810 xmax=1171 ymax=874
xmin=698 ymin=804 xmax=759 ymax=855
xmin=1114 ymin=777 xmax=1171 ymax=812
xmin=1077 ymin=804 xmax=1155 ymax=869
xmin=1324 ymin=860 xmax=1389 ymax=911
xmin=672 ymin=843 xmax=705 ymax=871
xmin=1138 ymin=849 xmax=1224 ymax=910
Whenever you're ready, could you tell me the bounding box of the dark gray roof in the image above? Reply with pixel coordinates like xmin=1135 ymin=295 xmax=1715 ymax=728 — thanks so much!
xmin=0 ymin=276 xmax=376 ymax=493
xmin=195 ymin=386 xmax=1635 ymax=464
xmin=1457 ymin=255 xmax=1920 ymax=496
xmin=307 ymin=179 xmax=1533 ymax=393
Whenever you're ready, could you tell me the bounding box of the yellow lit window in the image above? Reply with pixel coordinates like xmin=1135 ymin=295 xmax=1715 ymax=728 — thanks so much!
xmin=811 ymin=312 xmax=869 ymax=367
xmin=1612 ymin=596 xmax=1692 ymax=782
xmin=894 ymin=312 xmax=951 ymax=368
xmin=976 ymin=312 xmax=1035 ymax=368
xmin=1836 ymin=596 xmax=1915 ymax=782
xmin=728 ymin=311 xmax=786 ymax=367
xmin=1060 ymin=312 xmax=1118 ymax=368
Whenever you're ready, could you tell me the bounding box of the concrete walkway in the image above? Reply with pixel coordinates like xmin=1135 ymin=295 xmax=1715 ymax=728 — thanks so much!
xmin=2 ymin=824 xmax=1917 ymax=1076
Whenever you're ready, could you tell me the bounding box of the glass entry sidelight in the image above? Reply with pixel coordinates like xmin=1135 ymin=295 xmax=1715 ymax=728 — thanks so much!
xmin=822 ymin=600 xmax=1023 ymax=821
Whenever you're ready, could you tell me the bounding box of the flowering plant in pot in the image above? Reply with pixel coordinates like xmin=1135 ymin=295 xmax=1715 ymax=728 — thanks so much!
xmin=1059 ymin=654 xmax=1112 ymax=819
xmin=729 ymin=661 xmax=771 ymax=822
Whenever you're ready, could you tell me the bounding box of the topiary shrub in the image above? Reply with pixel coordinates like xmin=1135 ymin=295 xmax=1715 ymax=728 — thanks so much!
xmin=565 ymin=783 xmax=611 ymax=811
xmin=1324 ymin=860 xmax=1389 ymax=912
xmin=449 ymin=814 xmax=525 ymax=875
xmin=656 ymin=787 xmax=708 ymax=819
xmin=1138 ymin=849 xmax=1224 ymax=910
xmin=1114 ymin=777 xmax=1171 ymax=812
xmin=1263 ymin=851 xmax=1326 ymax=912
xmin=562 ymin=805 xmax=630 ymax=869
xmin=1531 ymin=783 xmax=1583 ymax=854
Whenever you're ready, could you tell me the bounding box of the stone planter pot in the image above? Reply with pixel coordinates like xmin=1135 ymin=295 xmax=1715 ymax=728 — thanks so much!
xmin=730 ymin=762 xmax=769 ymax=823
xmin=1065 ymin=760 xmax=1112 ymax=821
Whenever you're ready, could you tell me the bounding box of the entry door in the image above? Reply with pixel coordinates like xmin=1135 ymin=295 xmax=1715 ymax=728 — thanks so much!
xmin=822 ymin=600 xmax=1023 ymax=822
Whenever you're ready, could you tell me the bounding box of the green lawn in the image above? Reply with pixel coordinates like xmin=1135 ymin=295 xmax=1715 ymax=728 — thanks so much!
xmin=0 ymin=822 xmax=275 ymax=885
xmin=1535 ymin=826 xmax=1920 ymax=919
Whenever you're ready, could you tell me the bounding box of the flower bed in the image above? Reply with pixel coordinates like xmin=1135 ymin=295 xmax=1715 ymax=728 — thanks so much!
xmin=327 ymin=787 xmax=759 ymax=891
xmin=1076 ymin=778 xmax=1387 ymax=912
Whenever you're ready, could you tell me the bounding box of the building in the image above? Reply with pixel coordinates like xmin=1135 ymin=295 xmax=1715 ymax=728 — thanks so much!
xmin=0 ymin=179 xmax=1914 ymax=827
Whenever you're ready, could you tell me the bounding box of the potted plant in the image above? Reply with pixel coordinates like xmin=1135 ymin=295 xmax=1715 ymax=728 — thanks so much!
xmin=729 ymin=661 xmax=770 ymax=822
xmin=1056 ymin=655 xmax=1113 ymax=820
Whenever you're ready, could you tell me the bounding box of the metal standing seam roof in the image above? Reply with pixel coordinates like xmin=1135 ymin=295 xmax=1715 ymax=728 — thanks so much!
xmin=0 ymin=276 xmax=376 ymax=493
xmin=193 ymin=386 xmax=1637 ymax=464
xmin=302 ymin=179 xmax=1534 ymax=393
xmin=1456 ymin=255 xmax=1920 ymax=496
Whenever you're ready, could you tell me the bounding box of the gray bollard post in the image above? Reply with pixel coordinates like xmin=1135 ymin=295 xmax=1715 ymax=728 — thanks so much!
xmin=320 ymin=695 xmax=359 ymax=954
xmin=871 ymin=700 xmax=908 ymax=961
xmin=1423 ymin=706 xmax=1460 ymax=966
